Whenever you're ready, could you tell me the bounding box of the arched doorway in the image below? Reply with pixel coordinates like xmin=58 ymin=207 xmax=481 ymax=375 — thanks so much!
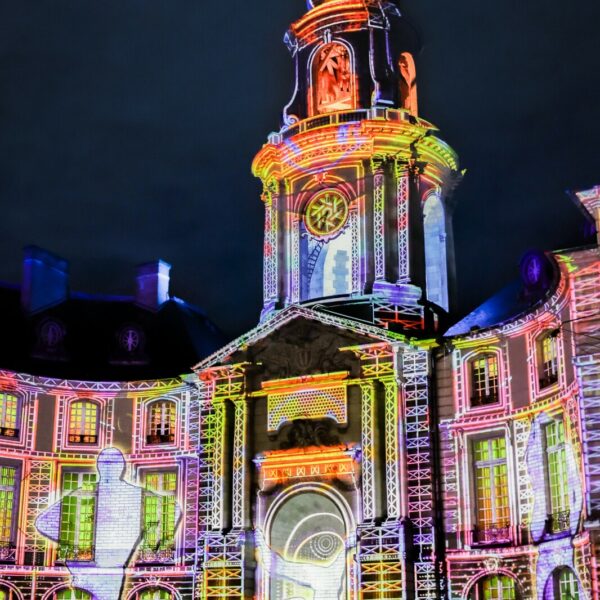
xmin=264 ymin=490 xmax=350 ymax=599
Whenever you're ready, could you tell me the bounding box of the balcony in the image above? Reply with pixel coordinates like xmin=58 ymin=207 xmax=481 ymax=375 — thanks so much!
xmin=546 ymin=511 xmax=571 ymax=536
xmin=471 ymin=523 xmax=511 ymax=546
xmin=136 ymin=545 xmax=176 ymax=564
xmin=57 ymin=544 xmax=94 ymax=562
xmin=0 ymin=427 xmax=19 ymax=439
xmin=146 ymin=432 xmax=175 ymax=445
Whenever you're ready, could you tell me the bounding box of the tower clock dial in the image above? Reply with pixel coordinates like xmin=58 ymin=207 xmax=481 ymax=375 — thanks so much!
xmin=304 ymin=190 xmax=349 ymax=238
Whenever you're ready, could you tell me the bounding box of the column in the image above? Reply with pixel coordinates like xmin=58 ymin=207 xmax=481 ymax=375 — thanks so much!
xmin=360 ymin=381 xmax=377 ymax=521
xmin=231 ymin=398 xmax=249 ymax=530
xmin=395 ymin=161 xmax=410 ymax=283
xmin=382 ymin=378 xmax=401 ymax=519
xmin=371 ymin=157 xmax=386 ymax=283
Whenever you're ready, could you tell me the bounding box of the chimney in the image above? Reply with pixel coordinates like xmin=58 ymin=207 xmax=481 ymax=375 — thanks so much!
xmin=21 ymin=246 xmax=69 ymax=314
xmin=135 ymin=260 xmax=171 ymax=311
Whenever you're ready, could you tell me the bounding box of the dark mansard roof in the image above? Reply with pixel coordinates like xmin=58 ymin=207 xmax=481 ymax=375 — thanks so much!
xmin=445 ymin=250 xmax=561 ymax=337
xmin=0 ymin=248 xmax=226 ymax=381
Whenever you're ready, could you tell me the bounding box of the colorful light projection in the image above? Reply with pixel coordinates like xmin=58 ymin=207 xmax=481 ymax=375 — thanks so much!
xmin=311 ymin=42 xmax=356 ymax=115
xmin=35 ymin=447 xmax=181 ymax=600
xmin=257 ymin=491 xmax=348 ymax=600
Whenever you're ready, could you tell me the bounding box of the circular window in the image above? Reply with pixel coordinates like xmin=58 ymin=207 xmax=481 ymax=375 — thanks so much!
xmin=304 ymin=190 xmax=349 ymax=238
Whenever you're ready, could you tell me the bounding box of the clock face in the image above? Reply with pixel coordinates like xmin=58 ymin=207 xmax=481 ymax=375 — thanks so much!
xmin=304 ymin=190 xmax=349 ymax=238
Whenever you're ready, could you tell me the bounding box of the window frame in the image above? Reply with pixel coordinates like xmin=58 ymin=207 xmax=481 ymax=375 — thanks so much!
xmin=0 ymin=460 xmax=21 ymax=558
xmin=553 ymin=567 xmax=580 ymax=600
xmin=144 ymin=400 xmax=177 ymax=447
xmin=468 ymin=352 xmax=501 ymax=409
xmin=469 ymin=574 xmax=517 ymax=600
xmin=56 ymin=468 xmax=98 ymax=563
xmin=133 ymin=588 xmax=173 ymax=600
xmin=543 ymin=417 xmax=571 ymax=536
xmin=137 ymin=467 xmax=179 ymax=564
xmin=537 ymin=332 xmax=560 ymax=392
xmin=66 ymin=400 xmax=100 ymax=447
xmin=0 ymin=391 xmax=22 ymax=443
xmin=468 ymin=434 xmax=512 ymax=546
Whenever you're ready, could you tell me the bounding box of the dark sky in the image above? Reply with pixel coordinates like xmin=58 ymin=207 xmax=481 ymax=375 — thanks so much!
xmin=0 ymin=1 xmax=599 ymax=338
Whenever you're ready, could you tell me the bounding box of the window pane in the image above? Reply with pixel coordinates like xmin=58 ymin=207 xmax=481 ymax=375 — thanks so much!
xmin=55 ymin=590 xmax=92 ymax=600
xmin=480 ymin=575 xmax=515 ymax=600
xmin=0 ymin=466 xmax=17 ymax=543
xmin=139 ymin=589 xmax=171 ymax=600
xmin=142 ymin=471 xmax=177 ymax=551
xmin=545 ymin=420 xmax=569 ymax=517
xmin=558 ymin=569 xmax=580 ymax=600
xmin=0 ymin=393 xmax=19 ymax=432
xmin=471 ymin=355 xmax=499 ymax=404
xmin=148 ymin=401 xmax=176 ymax=442
xmin=68 ymin=402 xmax=98 ymax=443
xmin=59 ymin=472 xmax=97 ymax=560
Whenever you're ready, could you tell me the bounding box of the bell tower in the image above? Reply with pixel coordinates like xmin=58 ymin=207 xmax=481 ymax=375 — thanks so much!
xmin=253 ymin=0 xmax=461 ymax=333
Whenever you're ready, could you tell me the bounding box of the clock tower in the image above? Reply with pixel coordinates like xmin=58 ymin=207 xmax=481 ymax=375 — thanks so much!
xmin=253 ymin=0 xmax=462 ymax=332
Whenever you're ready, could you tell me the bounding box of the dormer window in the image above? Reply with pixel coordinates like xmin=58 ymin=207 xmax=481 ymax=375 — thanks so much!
xmin=68 ymin=401 xmax=99 ymax=445
xmin=146 ymin=401 xmax=176 ymax=445
xmin=0 ymin=393 xmax=19 ymax=439
xmin=538 ymin=333 xmax=559 ymax=389
xmin=470 ymin=354 xmax=499 ymax=407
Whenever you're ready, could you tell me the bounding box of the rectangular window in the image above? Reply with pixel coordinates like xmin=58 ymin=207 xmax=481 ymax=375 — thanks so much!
xmin=470 ymin=355 xmax=499 ymax=406
xmin=146 ymin=401 xmax=176 ymax=445
xmin=472 ymin=437 xmax=510 ymax=544
xmin=0 ymin=465 xmax=18 ymax=547
xmin=545 ymin=419 xmax=570 ymax=533
xmin=0 ymin=393 xmax=19 ymax=439
xmin=140 ymin=471 xmax=177 ymax=562
xmin=58 ymin=471 xmax=97 ymax=561
xmin=539 ymin=335 xmax=559 ymax=389
xmin=68 ymin=401 xmax=98 ymax=445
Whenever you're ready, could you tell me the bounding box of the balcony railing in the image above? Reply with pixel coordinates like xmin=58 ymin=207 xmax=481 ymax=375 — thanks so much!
xmin=146 ymin=432 xmax=175 ymax=445
xmin=0 ymin=427 xmax=19 ymax=439
xmin=472 ymin=523 xmax=511 ymax=545
xmin=137 ymin=545 xmax=176 ymax=564
xmin=0 ymin=541 xmax=16 ymax=562
xmin=546 ymin=510 xmax=571 ymax=535
xmin=57 ymin=544 xmax=95 ymax=562
xmin=68 ymin=434 xmax=98 ymax=444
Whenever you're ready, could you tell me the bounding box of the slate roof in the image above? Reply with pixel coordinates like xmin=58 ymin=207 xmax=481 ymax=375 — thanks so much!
xmin=0 ymin=284 xmax=226 ymax=381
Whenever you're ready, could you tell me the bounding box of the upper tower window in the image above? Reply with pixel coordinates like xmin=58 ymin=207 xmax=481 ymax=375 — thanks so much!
xmin=311 ymin=42 xmax=355 ymax=115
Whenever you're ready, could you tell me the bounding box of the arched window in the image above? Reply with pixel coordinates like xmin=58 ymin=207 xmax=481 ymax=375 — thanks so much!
xmin=398 ymin=52 xmax=418 ymax=114
xmin=68 ymin=401 xmax=99 ymax=445
xmin=266 ymin=491 xmax=347 ymax=599
xmin=146 ymin=400 xmax=176 ymax=445
xmin=0 ymin=392 xmax=19 ymax=439
xmin=135 ymin=589 xmax=172 ymax=600
xmin=312 ymin=42 xmax=355 ymax=115
xmin=423 ymin=194 xmax=448 ymax=311
xmin=468 ymin=574 xmax=516 ymax=599
xmin=537 ymin=332 xmax=559 ymax=389
xmin=553 ymin=568 xmax=580 ymax=600
xmin=469 ymin=354 xmax=499 ymax=406
xmin=54 ymin=589 xmax=92 ymax=600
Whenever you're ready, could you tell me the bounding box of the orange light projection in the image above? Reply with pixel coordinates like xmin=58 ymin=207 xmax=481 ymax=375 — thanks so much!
xmin=313 ymin=43 xmax=356 ymax=114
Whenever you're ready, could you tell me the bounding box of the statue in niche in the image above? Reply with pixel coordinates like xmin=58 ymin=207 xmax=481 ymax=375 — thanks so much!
xmin=280 ymin=418 xmax=340 ymax=449
xmin=399 ymin=52 xmax=418 ymax=115
xmin=315 ymin=43 xmax=354 ymax=114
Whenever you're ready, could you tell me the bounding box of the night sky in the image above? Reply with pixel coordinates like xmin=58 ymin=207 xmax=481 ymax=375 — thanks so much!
xmin=0 ymin=1 xmax=599 ymax=338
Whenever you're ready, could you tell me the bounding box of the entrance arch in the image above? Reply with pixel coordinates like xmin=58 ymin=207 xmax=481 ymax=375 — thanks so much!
xmin=261 ymin=483 xmax=355 ymax=600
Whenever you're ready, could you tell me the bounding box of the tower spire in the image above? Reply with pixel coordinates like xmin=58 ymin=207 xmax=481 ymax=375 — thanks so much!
xmin=253 ymin=0 xmax=461 ymax=333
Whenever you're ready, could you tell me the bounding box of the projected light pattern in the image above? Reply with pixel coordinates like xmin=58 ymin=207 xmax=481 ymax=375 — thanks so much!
xmin=0 ymin=0 xmax=598 ymax=594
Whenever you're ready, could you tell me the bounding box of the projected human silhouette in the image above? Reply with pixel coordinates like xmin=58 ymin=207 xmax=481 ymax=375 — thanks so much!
xmin=36 ymin=447 xmax=181 ymax=600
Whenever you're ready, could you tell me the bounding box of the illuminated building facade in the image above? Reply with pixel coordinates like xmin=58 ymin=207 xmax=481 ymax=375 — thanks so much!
xmin=0 ymin=1 xmax=599 ymax=599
